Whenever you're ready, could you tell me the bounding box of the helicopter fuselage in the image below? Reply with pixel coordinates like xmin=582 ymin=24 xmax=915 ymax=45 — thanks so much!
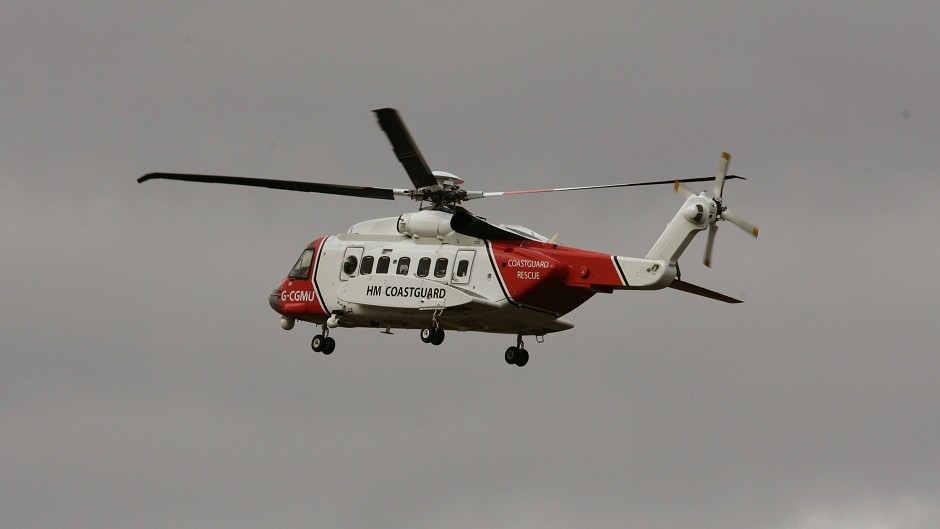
xmin=270 ymin=210 xmax=677 ymax=337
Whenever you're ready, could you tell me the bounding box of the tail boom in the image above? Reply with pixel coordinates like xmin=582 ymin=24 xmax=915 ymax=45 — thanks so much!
xmin=645 ymin=194 xmax=716 ymax=264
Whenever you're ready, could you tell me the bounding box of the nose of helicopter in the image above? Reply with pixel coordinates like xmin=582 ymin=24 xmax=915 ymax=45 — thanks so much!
xmin=269 ymin=288 xmax=282 ymax=313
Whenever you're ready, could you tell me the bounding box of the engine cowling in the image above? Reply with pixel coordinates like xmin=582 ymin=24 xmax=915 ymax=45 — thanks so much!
xmin=396 ymin=210 xmax=454 ymax=238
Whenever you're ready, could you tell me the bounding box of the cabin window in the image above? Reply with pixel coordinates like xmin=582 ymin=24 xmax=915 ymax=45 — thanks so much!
xmin=456 ymin=259 xmax=470 ymax=278
xmin=416 ymin=257 xmax=431 ymax=277
xmin=360 ymin=255 xmax=374 ymax=275
xmin=288 ymin=249 xmax=314 ymax=280
xmin=376 ymin=255 xmax=391 ymax=274
xmin=397 ymin=257 xmax=411 ymax=275
xmin=434 ymin=258 xmax=448 ymax=278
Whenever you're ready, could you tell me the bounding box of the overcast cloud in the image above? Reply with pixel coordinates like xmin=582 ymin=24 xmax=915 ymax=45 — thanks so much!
xmin=2 ymin=1 xmax=940 ymax=528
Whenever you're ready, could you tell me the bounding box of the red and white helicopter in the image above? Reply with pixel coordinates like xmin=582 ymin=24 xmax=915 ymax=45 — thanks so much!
xmin=139 ymin=108 xmax=758 ymax=366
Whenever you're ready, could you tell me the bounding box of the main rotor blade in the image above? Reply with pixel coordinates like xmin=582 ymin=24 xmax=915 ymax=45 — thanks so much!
xmin=137 ymin=173 xmax=399 ymax=200
xmin=373 ymin=108 xmax=439 ymax=189
xmin=477 ymin=175 xmax=744 ymax=198
xmin=668 ymin=279 xmax=742 ymax=303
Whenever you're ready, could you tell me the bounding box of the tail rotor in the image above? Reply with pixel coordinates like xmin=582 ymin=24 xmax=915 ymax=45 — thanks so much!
xmin=675 ymin=151 xmax=758 ymax=268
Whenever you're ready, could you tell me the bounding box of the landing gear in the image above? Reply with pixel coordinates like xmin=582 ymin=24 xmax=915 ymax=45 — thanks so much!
xmin=504 ymin=346 xmax=529 ymax=366
xmin=504 ymin=335 xmax=529 ymax=367
xmin=420 ymin=326 xmax=445 ymax=346
xmin=311 ymin=320 xmax=336 ymax=355
xmin=420 ymin=327 xmax=433 ymax=343
xmin=420 ymin=309 xmax=445 ymax=346
xmin=311 ymin=334 xmax=335 ymax=355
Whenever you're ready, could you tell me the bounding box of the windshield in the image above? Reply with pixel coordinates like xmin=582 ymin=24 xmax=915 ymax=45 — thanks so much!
xmin=288 ymin=249 xmax=314 ymax=279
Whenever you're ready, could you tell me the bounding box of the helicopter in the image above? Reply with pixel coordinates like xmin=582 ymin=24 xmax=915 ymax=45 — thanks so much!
xmin=138 ymin=108 xmax=758 ymax=367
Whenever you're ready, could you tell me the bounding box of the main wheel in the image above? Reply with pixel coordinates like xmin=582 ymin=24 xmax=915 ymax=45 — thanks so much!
xmin=311 ymin=334 xmax=325 ymax=352
xmin=420 ymin=327 xmax=434 ymax=344
xmin=430 ymin=328 xmax=445 ymax=346
xmin=505 ymin=346 xmax=519 ymax=365
xmin=515 ymin=348 xmax=529 ymax=367
xmin=322 ymin=336 xmax=336 ymax=355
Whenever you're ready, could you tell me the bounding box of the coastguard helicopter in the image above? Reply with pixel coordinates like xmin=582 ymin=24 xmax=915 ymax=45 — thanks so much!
xmin=139 ymin=108 xmax=758 ymax=367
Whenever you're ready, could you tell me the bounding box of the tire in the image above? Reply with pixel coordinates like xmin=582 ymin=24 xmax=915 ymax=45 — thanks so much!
xmin=515 ymin=348 xmax=529 ymax=367
xmin=322 ymin=337 xmax=336 ymax=355
xmin=311 ymin=334 xmax=325 ymax=352
xmin=505 ymin=346 xmax=518 ymax=365
xmin=420 ymin=327 xmax=434 ymax=344
xmin=430 ymin=328 xmax=445 ymax=346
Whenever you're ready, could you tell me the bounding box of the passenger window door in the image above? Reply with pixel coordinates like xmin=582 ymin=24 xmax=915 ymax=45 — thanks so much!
xmin=340 ymin=247 xmax=364 ymax=281
xmin=452 ymin=250 xmax=475 ymax=284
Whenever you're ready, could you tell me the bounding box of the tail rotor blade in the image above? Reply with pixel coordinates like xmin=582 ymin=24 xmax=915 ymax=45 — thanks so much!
xmin=714 ymin=151 xmax=730 ymax=198
xmin=704 ymin=223 xmax=718 ymax=268
xmin=722 ymin=207 xmax=759 ymax=238
xmin=674 ymin=180 xmax=697 ymax=198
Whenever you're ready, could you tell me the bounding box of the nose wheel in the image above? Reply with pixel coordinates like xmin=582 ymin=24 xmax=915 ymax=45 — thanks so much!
xmin=311 ymin=334 xmax=335 ymax=355
xmin=504 ymin=335 xmax=529 ymax=367
xmin=311 ymin=320 xmax=337 ymax=355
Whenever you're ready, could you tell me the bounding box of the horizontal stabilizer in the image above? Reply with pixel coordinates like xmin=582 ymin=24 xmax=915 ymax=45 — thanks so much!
xmin=668 ymin=280 xmax=742 ymax=303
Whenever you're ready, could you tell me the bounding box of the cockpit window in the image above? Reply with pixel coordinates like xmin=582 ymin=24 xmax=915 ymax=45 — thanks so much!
xmin=289 ymin=249 xmax=315 ymax=279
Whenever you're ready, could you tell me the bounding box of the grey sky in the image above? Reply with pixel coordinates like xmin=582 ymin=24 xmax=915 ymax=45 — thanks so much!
xmin=2 ymin=1 xmax=939 ymax=528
